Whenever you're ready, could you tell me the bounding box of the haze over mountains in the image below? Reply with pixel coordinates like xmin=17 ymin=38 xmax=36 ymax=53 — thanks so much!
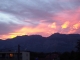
xmin=0 ymin=33 xmax=80 ymax=53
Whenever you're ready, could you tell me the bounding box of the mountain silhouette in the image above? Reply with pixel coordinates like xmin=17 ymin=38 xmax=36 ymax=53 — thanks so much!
xmin=0 ymin=33 xmax=80 ymax=53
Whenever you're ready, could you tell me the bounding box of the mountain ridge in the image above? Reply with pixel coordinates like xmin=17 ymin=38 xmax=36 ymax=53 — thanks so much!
xmin=0 ymin=33 xmax=80 ymax=53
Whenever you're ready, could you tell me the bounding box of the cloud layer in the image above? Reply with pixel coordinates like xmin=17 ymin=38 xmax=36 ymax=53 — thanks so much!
xmin=0 ymin=0 xmax=80 ymax=39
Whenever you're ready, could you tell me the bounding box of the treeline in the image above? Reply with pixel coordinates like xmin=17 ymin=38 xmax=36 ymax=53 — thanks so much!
xmin=60 ymin=51 xmax=80 ymax=60
xmin=30 ymin=51 xmax=80 ymax=60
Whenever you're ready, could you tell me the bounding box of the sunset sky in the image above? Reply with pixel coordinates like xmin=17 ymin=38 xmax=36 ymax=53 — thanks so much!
xmin=0 ymin=0 xmax=80 ymax=39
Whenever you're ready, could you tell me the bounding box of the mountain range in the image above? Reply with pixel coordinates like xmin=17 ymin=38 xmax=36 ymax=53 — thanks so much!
xmin=0 ymin=33 xmax=80 ymax=53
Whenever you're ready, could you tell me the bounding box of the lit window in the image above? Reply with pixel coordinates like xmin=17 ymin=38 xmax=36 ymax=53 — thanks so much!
xmin=10 ymin=53 xmax=13 ymax=57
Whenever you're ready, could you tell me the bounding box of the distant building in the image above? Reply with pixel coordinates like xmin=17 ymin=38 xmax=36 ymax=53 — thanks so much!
xmin=0 ymin=52 xmax=30 ymax=60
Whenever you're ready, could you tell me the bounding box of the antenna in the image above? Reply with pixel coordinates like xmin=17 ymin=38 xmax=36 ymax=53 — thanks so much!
xmin=18 ymin=45 xmax=20 ymax=60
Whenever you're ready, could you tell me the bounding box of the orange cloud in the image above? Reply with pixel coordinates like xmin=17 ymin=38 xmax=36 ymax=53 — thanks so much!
xmin=50 ymin=22 xmax=57 ymax=29
xmin=61 ymin=21 xmax=69 ymax=29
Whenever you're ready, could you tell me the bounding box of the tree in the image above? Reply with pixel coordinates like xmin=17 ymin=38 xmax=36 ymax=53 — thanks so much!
xmin=76 ymin=40 xmax=80 ymax=52
xmin=75 ymin=40 xmax=80 ymax=60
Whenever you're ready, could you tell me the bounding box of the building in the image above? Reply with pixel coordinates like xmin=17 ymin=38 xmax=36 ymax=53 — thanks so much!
xmin=0 ymin=52 xmax=30 ymax=60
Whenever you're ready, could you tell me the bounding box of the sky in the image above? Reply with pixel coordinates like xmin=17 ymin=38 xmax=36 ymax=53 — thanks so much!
xmin=0 ymin=0 xmax=80 ymax=39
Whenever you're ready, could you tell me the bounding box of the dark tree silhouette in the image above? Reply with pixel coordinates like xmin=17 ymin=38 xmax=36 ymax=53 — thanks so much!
xmin=76 ymin=40 xmax=80 ymax=52
xmin=75 ymin=40 xmax=80 ymax=60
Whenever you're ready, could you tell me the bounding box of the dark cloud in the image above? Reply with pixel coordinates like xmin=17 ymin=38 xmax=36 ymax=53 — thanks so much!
xmin=0 ymin=22 xmax=23 ymax=35
xmin=0 ymin=0 xmax=80 ymax=20
xmin=0 ymin=22 xmax=11 ymax=35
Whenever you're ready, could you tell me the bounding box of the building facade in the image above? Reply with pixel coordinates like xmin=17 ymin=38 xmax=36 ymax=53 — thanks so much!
xmin=0 ymin=52 xmax=30 ymax=60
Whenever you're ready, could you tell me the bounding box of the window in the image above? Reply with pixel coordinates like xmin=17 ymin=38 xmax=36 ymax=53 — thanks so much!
xmin=9 ymin=53 xmax=13 ymax=57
